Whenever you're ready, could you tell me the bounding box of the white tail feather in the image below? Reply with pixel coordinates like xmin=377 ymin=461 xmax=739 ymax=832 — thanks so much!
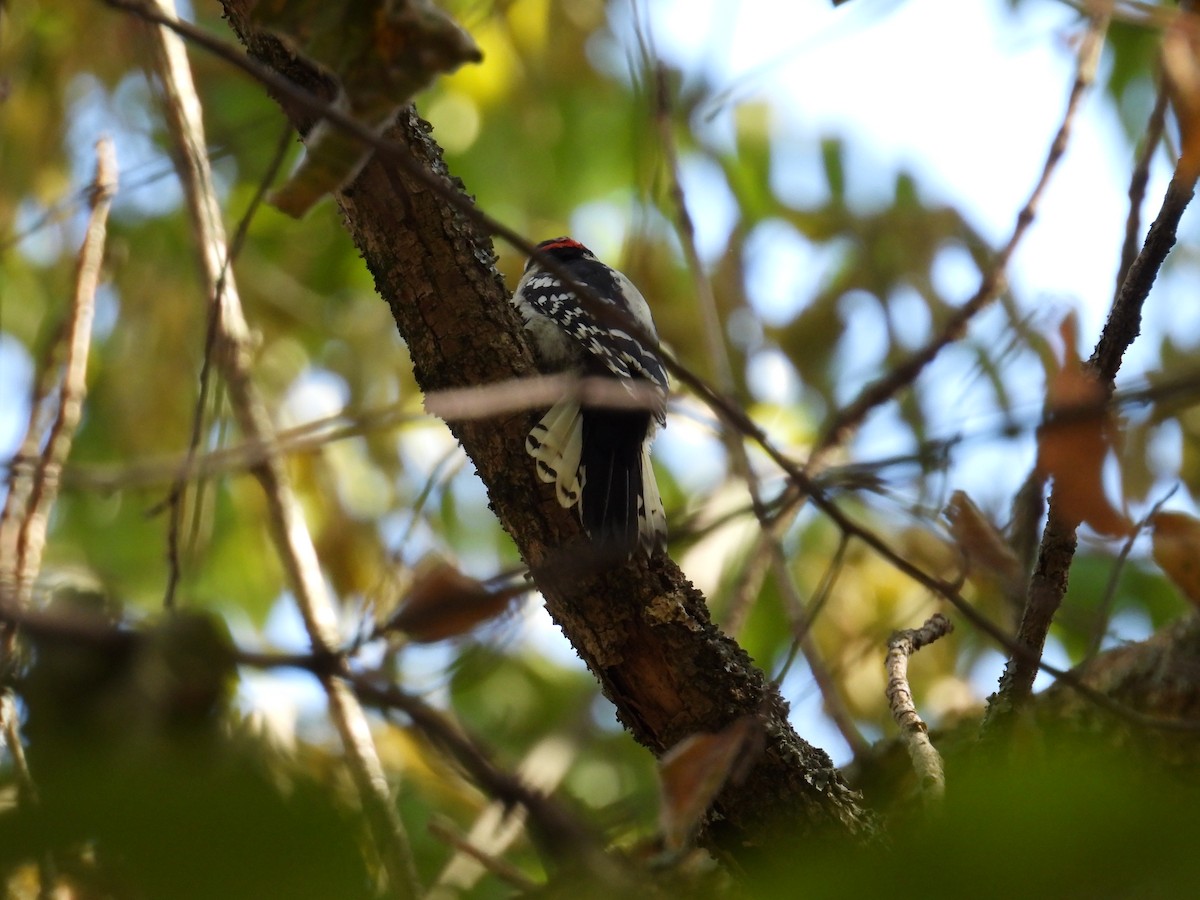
xmin=637 ymin=443 xmax=667 ymax=555
xmin=525 ymin=398 xmax=584 ymax=508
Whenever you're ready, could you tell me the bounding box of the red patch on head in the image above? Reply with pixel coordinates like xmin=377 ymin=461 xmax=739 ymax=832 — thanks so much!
xmin=537 ymin=237 xmax=588 ymax=253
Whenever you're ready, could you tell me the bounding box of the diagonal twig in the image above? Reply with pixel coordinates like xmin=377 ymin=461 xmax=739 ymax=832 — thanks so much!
xmin=162 ymin=121 xmax=293 ymax=609
xmin=1 ymin=138 xmax=116 ymax=616
xmin=1115 ymin=77 xmax=1169 ymax=300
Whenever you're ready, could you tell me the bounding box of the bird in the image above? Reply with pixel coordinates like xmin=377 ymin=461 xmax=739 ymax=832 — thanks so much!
xmin=511 ymin=237 xmax=668 ymax=557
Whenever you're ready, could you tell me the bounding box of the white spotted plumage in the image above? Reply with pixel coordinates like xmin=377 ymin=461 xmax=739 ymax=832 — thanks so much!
xmin=512 ymin=238 xmax=668 ymax=557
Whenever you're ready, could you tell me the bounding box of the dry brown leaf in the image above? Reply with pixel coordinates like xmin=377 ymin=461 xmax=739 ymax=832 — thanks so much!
xmin=381 ymin=557 xmax=523 ymax=643
xmin=945 ymin=490 xmax=1023 ymax=590
xmin=1163 ymin=12 xmax=1200 ymax=180
xmin=658 ymin=716 xmax=760 ymax=852
xmin=1035 ymin=314 xmax=1132 ymax=537
xmin=1151 ymin=511 xmax=1200 ymax=607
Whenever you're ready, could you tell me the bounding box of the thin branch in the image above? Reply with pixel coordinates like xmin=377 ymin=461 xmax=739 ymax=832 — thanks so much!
xmin=885 ymin=614 xmax=953 ymax=802
xmin=651 ymin=53 xmax=863 ymax=753
xmin=1089 ymin=166 xmax=1198 ymax=384
xmin=3 ymin=138 xmax=115 ymax=614
xmin=766 ymin=534 xmax=869 ymax=757
xmin=652 ymin=64 xmax=737 ymax=403
xmin=162 ymin=281 xmax=222 ymax=610
xmin=144 ymin=3 xmax=419 ymax=893
xmin=650 ymin=52 xmax=810 ymax=663
xmin=1115 ymin=78 xmax=1169 ymax=300
xmin=722 ymin=528 xmax=779 ymax=638
xmin=47 ymin=361 xmax=1200 ymax=503
xmin=797 ymin=630 xmax=871 ymax=760
xmin=68 ymin=403 xmax=420 ymax=493
xmin=1085 ymin=487 xmax=1176 ymax=660
xmin=814 ymin=11 xmax=1109 ymax=457
xmin=0 ymin=140 xmax=113 ymax=896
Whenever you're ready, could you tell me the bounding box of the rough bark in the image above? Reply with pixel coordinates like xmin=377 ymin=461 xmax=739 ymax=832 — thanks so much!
xmin=216 ymin=1 xmax=874 ymax=854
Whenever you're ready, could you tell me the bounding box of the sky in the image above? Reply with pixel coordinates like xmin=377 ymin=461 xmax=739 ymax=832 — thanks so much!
xmin=638 ymin=0 xmax=1167 ymax=332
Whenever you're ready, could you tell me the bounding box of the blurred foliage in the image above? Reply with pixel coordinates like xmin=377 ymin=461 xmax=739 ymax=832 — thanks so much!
xmin=755 ymin=736 xmax=1200 ymax=898
xmin=3 ymin=0 xmax=1200 ymax=894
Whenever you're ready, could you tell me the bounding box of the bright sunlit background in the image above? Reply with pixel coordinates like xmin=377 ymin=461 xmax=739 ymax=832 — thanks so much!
xmin=2 ymin=0 xmax=1194 ymax=769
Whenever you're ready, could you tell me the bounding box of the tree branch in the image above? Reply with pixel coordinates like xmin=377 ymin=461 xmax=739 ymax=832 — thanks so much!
xmin=885 ymin=614 xmax=953 ymax=802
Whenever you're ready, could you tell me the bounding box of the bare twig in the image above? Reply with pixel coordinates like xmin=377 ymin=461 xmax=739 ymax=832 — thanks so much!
xmin=0 ymin=138 xmax=113 ymax=900
xmin=1090 ymin=167 xmax=1198 ymax=384
xmin=885 ymin=614 xmax=953 ymax=801
xmin=651 ymin=52 xmax=866 ymax=753
xmin=650 ymin=51 xmax=796 ymax=644
xmin=1115 ymin=79 xmax=1169 ymax=300
xmin=765 ymin=533 xmax=868 ymax=757
xmin=47 ymin=372 xmax=674 ymax=496
xmin=651 ymin=64 xmax=737 ymax=404
xmin=162 ymin=281 xmax=222 ymax=610
xmin=1085 ymin=487 xmax=1177 ymax=660
xmin=66 ymin=403 xmax=420 ymax=492
xmin=49 ymin=362 xmax=1200 ymax=499
xmin=1 ymin=138 xmax=115 ymax=615
xmin=424 ymin=372 xmax=669 ymax=421
xmin=144 ymin=3 xmax=419 ymax=892
xmin=797 ymin=631 xmax=871 ymax=760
